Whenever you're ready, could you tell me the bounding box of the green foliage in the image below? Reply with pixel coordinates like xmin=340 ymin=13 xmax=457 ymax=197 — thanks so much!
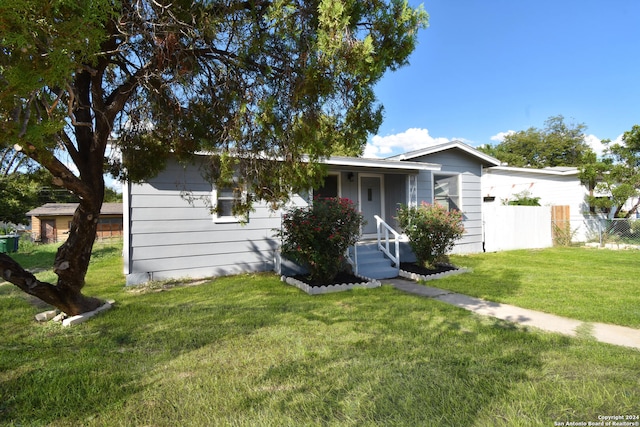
xmin=479 ymin=115 xmax=593 ymax=168
xmin=1 ymin=0 xmax=429 ymax=203
xmin=504 ymin=190 xmax=541 ymax=206
xmin=278 ymin=197 xmax=364 ymax=284
xmin=0 ymin=0 xmax=428 ymax=304
xmin=0 ymin=174 xmax=39 ymax=224
xmin=580 ymin=124 xmax=640 ymax=218
xmin=397 ymin=202 xmax=464 ymax=268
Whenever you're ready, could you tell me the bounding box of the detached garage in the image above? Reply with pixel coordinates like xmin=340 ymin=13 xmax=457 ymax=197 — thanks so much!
xmin=27 ymin=203 xmax=123 ymax=243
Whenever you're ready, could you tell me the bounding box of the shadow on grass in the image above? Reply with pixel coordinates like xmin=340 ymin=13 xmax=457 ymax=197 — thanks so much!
xmin=0 ymin=274 xmax=632 ymax=425
xmin=440 ymin=253 xmax=526 ymax=301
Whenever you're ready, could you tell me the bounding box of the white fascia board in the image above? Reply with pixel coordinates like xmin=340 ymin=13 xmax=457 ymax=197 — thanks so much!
xmin=487 ymin=166 xmax=580 ymax=176
xmin=323 ymin=156 xmax=441 ymax=171
xmin=190 ymin=151 xmax=441 ymax=171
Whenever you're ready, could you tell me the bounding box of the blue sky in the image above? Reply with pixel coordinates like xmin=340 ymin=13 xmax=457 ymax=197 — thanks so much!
xmin=365 ymin=0 xmax=640 ymax=158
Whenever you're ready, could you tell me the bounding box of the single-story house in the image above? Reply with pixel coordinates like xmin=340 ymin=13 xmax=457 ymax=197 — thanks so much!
xmin=27 ymin=203 xmax=124 ymax=243
xmin=123 ymin=141 xmax=500 ymax=285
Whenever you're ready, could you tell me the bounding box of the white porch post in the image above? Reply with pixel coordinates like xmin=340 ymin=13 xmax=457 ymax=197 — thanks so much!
xmin=407 ymin=174 xmax=418 ymax=208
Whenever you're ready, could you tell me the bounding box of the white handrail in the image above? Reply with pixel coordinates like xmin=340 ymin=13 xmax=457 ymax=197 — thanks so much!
xmin=345 ymin=244 xmax=358 ymax=276
xmin=374 ymin=215 xmax=400 ymax=272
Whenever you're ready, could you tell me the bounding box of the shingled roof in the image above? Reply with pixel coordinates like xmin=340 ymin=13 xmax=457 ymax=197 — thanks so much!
xmin=26 ymin=203 xmax=123 ymax=217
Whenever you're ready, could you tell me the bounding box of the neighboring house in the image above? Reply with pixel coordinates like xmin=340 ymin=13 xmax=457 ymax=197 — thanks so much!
xmin=27 ymin=203 xmax=124 ymax=243
xmin=123 ymin=141 xmax=500 ymax=285
xmin=481 ymin=166 xmax=594 ymax=243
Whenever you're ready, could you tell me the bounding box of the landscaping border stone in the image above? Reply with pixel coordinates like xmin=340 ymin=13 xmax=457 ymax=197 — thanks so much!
xmin=35 ymin=299 xmax=115 ymax=326
xmin=398 ymin=267 xmax=472 ymax=282
xmin=282 ymin=275 xmax=381 ymax=295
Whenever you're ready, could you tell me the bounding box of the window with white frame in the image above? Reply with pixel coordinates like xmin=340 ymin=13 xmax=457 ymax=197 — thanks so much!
xmin=434 ymin=174 xmax=461 ymax=211
xmin=213 ymin=184 xmax=247 ymax=223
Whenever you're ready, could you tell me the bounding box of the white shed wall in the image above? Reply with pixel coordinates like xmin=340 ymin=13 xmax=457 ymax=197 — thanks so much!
xmin=482 ymin=168 xmax=591 ymax=241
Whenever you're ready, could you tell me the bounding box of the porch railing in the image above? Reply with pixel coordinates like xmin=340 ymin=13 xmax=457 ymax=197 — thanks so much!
xmin=345 ymin=244 xmax=358 ymax=276
xmin=374 ymin=215 xmax=400 ymax=271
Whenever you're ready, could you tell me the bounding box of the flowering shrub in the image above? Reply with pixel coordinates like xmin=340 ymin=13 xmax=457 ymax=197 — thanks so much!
xmin=277 ymin=197 xmax=364 ymax=284
xmin=397 ymin=202 xmax=465 ymax=268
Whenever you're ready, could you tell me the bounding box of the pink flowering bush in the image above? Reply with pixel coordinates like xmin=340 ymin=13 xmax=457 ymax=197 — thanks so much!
xmin=397 ymin=202 xmax=465 ymax=268
xmin=278 ymin=197 xmax=364 ymax=284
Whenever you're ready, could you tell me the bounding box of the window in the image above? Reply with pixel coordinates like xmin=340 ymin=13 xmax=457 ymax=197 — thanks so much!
xmin=434 ymin=174 xmax=461 ymax=211
xmin=314 ymin=173 xmax=340 ymax=199
xmin=213 ymin=185 xmax=247 ymax=223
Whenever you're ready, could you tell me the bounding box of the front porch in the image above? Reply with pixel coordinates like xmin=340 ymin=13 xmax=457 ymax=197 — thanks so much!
xmin=318 ymin=156 xmax=440 ymax=237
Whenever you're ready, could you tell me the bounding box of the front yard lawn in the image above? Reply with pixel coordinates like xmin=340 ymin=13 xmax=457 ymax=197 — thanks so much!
xmin=446 ymin=247 xmax=640 ymax=328
xmin=0 ymin=241 xmax=638 ymax=426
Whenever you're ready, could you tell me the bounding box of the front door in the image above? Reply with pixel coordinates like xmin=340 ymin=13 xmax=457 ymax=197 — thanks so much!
xmin=359 ymin=175 xmax=384 ymax=236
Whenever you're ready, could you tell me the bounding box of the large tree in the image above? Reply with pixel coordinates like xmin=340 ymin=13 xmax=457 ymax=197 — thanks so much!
xmin=579 ymin=125 xmax=640 ymax=218
xmin=0 ymin=148 xmax=40 ymax=224
xmin=0 ymin=0 xmax=428 ymax=315
xmin=480 ymin=115 xmax=593 ymax=168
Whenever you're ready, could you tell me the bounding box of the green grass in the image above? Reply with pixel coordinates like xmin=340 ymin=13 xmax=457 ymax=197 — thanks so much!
xmin=446 ymin=247 xmax=640 ymax=328
xmin=1 ymin=242 xmax=639 ymax=426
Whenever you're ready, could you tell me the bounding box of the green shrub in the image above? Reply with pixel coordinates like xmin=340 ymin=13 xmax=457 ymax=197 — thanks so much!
xmin=397 ymin=202 xmax=464 ymax=268
xmin=504 ymin=190 xmax=541 ymax=206
xmin=277 ymin=197 xmax=364 ymax=284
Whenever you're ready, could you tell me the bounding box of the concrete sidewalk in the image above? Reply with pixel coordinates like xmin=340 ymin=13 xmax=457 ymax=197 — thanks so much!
xmin=385 ymin=278 xmax=640 ymax=351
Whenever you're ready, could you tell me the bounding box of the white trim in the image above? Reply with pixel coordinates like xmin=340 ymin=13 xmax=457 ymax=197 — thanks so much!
xmin=324 ymin=155 xmax=441 ymax=171
xmin=432 ymin=171 xmax=462 ymax=212
xmin=122 ymin=180 xmax=131 ymax=275
xmin=407 ymin=174 xmax=418 ymax=208
xmin=212 ymin=185 xmax=247 ymax=224
xmin=486 ymin=165 xmax=579 ymax=176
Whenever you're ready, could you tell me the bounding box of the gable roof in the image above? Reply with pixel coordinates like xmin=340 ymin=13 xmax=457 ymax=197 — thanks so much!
xmin=27 ymin=203 xmax=123 ymax=217
xmin=388 ymin=140 xmax=501 ymax=167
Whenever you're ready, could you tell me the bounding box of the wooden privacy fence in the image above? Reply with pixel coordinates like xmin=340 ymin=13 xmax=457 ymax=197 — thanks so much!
xmin=551 ymin=205 xmax=571 ymax=245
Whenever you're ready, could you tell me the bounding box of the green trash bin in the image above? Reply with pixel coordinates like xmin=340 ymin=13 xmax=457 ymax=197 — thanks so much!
xmin=0 ymin=237 xmax=7 ymax=254
xmin=6 ymin=235 xmax=17 ymax=253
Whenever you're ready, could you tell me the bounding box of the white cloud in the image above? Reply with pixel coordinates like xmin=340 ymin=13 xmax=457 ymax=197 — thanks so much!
xmin=364 ymin=128 xmax=458 ymax=158
xmin=583 ymin=133 xmax=625 ymax=157
xmin=583 ymin=134 xmax=606 ymax=157
xmin=490 ymin=130 xmax=516 ymax=143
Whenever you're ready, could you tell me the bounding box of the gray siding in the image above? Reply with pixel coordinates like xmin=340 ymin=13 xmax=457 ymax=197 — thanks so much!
xmin=408 ymin=149 xmax=485 ymax=254
xmin=384 ymin=174 xmax=407 ymax=230
xmin=124 ymin=157 xmax=304 ymax=284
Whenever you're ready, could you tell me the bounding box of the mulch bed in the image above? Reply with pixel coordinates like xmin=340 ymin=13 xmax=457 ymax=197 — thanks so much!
xmin=292 ymin=271 xmax=367 ymax=287
xmin=399 ymin=262 xmax=458 ymax=276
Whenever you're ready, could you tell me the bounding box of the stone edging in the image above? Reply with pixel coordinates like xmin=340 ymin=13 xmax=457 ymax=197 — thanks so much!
xmin=282 ymin=275 xmax=381 ymax=295
xmin=398 ymin=267 xmax=472 ymax=282
xmin=35 ymin=299 xmax=115 ymax=326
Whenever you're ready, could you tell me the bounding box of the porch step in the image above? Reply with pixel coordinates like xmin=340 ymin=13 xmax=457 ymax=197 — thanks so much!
xmin=355 ymin=244 xmax=399 ymax=280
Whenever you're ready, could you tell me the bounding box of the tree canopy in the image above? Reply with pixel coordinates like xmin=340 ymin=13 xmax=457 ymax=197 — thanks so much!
xmin=579 ymin=125 xmax=640 ymax=218
xmin=479 ymin=115 xmax=594 ymax=168
xmin=0 ymin=0 xmax=428 ymax=314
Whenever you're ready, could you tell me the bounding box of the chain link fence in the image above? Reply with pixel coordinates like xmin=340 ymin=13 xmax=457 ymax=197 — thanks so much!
xmin=552 ymin=217 xmax=640 ymax=248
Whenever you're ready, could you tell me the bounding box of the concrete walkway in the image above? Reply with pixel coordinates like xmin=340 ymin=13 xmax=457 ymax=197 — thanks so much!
xmin=385 ymin=278 xmax=640 ymax=351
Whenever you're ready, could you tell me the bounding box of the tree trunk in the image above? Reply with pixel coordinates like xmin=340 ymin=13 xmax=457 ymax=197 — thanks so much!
xmin=0 ymin=198 xmax=105 ymax=316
